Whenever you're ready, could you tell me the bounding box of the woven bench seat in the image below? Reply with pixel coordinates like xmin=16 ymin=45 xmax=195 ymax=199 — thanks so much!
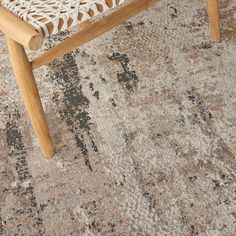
xmin=1 ymin=0 xmax=126 ymax=38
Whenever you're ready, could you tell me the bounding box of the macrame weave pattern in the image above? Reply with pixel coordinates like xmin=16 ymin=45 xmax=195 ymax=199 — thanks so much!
xmin=1 ymin=0 xmax=126 ymax=37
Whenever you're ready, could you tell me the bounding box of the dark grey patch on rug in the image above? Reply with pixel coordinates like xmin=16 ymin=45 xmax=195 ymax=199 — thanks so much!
xmin=1 ymin=109 xmax=45 ymax=235
xmin=108 ymin=52 xmax=138 ymax=92
xmin=49 ymin=51 xmax=98 ymax=171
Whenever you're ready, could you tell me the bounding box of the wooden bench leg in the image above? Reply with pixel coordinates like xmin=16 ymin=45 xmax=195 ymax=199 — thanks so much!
xmin=7 ymin=37 xmax=54 ymax=157
xmin=207 ymin=0 xmax=221 ymax=42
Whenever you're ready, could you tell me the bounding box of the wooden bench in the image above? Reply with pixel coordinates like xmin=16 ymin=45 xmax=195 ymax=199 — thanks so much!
xmin=0 ymin=0 xmax=221 ymax=157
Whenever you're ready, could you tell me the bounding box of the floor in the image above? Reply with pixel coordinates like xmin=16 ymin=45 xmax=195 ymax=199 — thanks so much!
xmin=0 ymin=0 xmax=236 ymax=235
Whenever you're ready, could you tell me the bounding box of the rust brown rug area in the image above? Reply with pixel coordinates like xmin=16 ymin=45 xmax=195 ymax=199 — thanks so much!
xmin=0 ymin=0 xmax=236 ymax=235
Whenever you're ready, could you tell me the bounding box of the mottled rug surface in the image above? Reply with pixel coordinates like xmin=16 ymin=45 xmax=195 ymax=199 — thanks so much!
xmin=0 ymin=0 xmax=236 ymax=235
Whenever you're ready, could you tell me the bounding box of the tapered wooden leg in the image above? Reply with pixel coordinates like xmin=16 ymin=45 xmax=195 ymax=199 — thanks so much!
xmin=207 ymin=0 xmax=221 ymax=42
xmin=7 ymin=37 xmax=54 ymax=157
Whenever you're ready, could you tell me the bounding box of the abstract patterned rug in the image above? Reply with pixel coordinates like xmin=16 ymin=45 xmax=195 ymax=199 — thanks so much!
xmin=0 ymin=0 xmax=236 ymax=235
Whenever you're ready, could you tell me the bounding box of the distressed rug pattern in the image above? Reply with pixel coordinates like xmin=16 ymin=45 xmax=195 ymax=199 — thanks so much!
xmin=0 ymin=0 xmax=236 ymax=235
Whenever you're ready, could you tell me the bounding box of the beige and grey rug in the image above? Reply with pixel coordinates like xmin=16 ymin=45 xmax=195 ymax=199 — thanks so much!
xmin=0 ymin=0 xmax=236 ymax=235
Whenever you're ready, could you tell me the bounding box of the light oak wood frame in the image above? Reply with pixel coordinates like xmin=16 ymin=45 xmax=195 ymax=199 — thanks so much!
xmin=207 ymin=0 xmax=221 ymax=42
xmin=0 ymin=0 xmax=221 ymax=157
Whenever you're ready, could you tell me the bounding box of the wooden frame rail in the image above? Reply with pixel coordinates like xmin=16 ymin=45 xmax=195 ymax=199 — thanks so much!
xmin=0 ymin=6 xmax=43 ymax=50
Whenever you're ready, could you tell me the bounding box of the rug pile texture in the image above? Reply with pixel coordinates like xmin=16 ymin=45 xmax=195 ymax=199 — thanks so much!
xmin=0 ymin=0 xmax=236 ymax=235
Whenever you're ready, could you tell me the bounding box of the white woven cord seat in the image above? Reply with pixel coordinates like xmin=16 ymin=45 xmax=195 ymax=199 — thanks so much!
xmin=1 ymin=0 xmax=126 ymax=38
